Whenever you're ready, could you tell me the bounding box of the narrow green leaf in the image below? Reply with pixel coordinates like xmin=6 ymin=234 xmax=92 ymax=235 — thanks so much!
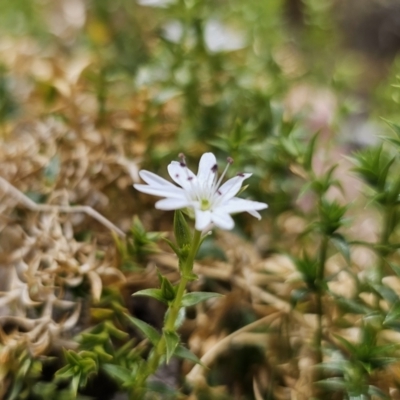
xmin=316 ymin=377 xmax=346 ymax=391
xmin=126 ymin=315 xmax=160 ymax=346
xmin=174 ymin=307 xmax=186 ymax=329
xmin=330 ymin=233 xmax=351 ymax=262
xmin=104 ymin=321 xmax=130 ymax=340
xmin=54 ymin=365 xmax=75 ymax=379
xmin=164 ymin=330 xmax=180 ymax=363
xmin=70 ymin=373 xmax=81 ymax=395
xmin=181 ymin=292 xmax=223 ymax=307
xmin=132 ymin=288 xmax=167 ymax=304
xmin=383 ymin=301 xmax=400 ymax=327
xmin=102 ymin=364 xmax=133 ymax=386
xmin=303 ymin=131 xmax=319 ymax=171
xmin=382 ymin=118 xmax=400 ymax=139
xmin=174 ymin=345 xmax=205 ymax=367
xmin=163 ymin=237 xmax=180 ymax=257
xmin=333 ymin=334 xmax=358 ymax=355
xmin=64 ymin=349 xmax=81 ymax=365
xmin=378 ymin=155 xmax=395 ymax=188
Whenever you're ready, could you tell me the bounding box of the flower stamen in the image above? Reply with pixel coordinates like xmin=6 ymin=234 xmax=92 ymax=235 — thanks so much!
xmin=213 ymin=157 xmax=234 ymax=194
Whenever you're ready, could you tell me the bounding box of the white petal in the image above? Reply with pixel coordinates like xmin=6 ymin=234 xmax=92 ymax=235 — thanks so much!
xmin=168 ymin=161 xmax=196 ymax=190
xmin=139 ymin=170 xmax=177 ymax=188
xmin=246 ymin=209 xmax=261 ymax=219
xmin=218 ymin=173 xmax=252 ymax=200
xmin=195 ymin=209 xmax=212 ymax=231
xmin=197 ymin=152 xmax=217 ymax=184
xmin=134 ymin=184 xmax=186 ymax=199
xmin=155 ymin=198 xmax=191 ymax=210
xmin=222 ymin=198 xmax=268 ymax=214
xmin=211 ymin=210 xmax=234 ymax=230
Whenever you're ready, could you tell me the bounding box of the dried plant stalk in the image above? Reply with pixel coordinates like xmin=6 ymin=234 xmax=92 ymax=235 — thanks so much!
xmin=0 ymin=176 xmax=126 ymax=238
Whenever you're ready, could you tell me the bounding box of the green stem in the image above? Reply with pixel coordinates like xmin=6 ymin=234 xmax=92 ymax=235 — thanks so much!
xmin=377 ymin=205 xmax=395 ymax=283
xmin=131 ymin=229 xmax=202 ymax=399
xmin=166 ymin=229 xmax=201 ymax=330
xmin=315 ymin=235 xmax=328 ymax=365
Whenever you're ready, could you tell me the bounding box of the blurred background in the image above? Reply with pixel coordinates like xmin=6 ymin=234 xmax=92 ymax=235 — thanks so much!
xmin=1 ymin=0 xmax=400 ymax=399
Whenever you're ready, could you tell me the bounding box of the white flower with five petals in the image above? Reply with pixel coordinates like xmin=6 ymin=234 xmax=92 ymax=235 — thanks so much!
xmin=134 ymin=152 xmax=268 ymax=231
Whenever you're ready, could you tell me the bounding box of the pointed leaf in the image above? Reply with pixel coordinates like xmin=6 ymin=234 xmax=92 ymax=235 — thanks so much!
xmin=382 ymin=118 xmax=400 ymax=139
xmin=181 ymin=292 xmax=223 ymax=307
xmin=126 ymin=316 xmax=160 ymax=346
xmin=316 ymin=378 xmax=346 ymax=391
xmin=132 ymin=288 xmax=167 ymax=304
xmin=164 ymin=330 xmax=180 ymax=363
xmin=384 ymin=301 xmax=400 ymax=328
xmin=303 ymin=131 xmax=319 ymax=171
xmin=330 ymin=233 xmax=351 ymax=262
xmin=102 ymin=364 xmax=133 ymax=385
xmin=174 ymin=345 xmax=205 ymax=367
xmin=163 ymin=237 xmax=180 ymax=257
xmin=176 ymin=306 xmax=187 ymax=329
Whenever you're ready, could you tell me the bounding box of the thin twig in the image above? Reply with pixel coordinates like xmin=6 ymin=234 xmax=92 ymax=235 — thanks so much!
xmin=0 ymin=176 xmax=126 ymax=238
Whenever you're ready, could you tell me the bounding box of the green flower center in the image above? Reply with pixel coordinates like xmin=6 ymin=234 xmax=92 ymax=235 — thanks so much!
xmin=200 ymin=198 xmax=211 ymax=211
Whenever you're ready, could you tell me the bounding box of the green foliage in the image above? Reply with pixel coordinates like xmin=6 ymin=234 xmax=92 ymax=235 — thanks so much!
xmin=5 ymin=0 xmax=400 ymax=398
xmin=294 ymin=253 xmax=319 ymax=291
xmin=114 ymin=216 xmax=164 ymax=271
xmin=352 ymin=146 xmax=395 ymax=193
xmin=126 ymin=316 xmax=161 ymax=347
xmin=132 ymin=270 xmax=178 ymax=304
xmin=173 ymin=210 xmax=192 ymax=249
xmin=317 ymin=199 xmax=347 ymax=236
xmin=181 ymin=291 xmax=223 ymax=307
xmin=5 ymin=348 xmax=42 ymax=400
xmin=163 ymin=330 xmax=180 ymax=363
xmin=0 ymin=65 xmax=18 ymax=123
xmin=55 ymin=350 xmax=98 ymax=396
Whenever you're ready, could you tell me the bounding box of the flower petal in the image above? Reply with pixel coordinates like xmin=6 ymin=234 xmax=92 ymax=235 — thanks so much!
xmin=139 ymin=170 xmax=177 ymax=188
xmin=195 ymin=209 xmax=212 ymax=231
xmin=197 ymin=152 xmax=217 ymax=184
xmin=155 ymin=198 xmax=191 ymax=210
xmin=168 ymin=161 xmax=196 ymax=190
xmin=218 ymin=173 xmax=252 ymax=200
xmin=246 ymin=209 xmax=261 ymax=219
xmin=134 ymin=184 xmax=186 ymax=199
xmin=211 ymin=210 xmax=234 ymax=230
xmin=222 ymin=198 xmax=268 ymax=214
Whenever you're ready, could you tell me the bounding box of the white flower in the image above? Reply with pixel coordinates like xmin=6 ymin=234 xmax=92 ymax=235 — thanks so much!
xmin=134 ymin=152 xmax=268 ymax=231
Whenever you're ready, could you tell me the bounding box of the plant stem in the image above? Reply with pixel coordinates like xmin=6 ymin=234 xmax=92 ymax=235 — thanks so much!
xmin=131 ymin=229 xmax=202 ymax=399
xmin=377 ymin=205 xmax=395 ymax=283
xmin=315 ymin=234 xmax=328 ymax=364
xmin=166 ymin=229 xmax=201 ymax=331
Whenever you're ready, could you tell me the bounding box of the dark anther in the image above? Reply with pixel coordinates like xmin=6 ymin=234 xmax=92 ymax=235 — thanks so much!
xmin=175 ymin=174 xmax=179 ymax=178
xmin=217 ymin=190 xmax=222 ymax=195
xmin=180 ymin=162 xmax=186 ymax=167
xmin=188 ymin=176 xmax=193 ymax=181
xmin=211 ymin=164 xmax=218 ymax=173
xmin=237 ymin=172 xmax=245 ymax=177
